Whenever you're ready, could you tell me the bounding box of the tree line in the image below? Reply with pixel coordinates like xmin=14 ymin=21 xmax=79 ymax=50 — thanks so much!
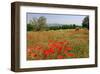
xmin=27 ymin=16 xmax=89 ymax=31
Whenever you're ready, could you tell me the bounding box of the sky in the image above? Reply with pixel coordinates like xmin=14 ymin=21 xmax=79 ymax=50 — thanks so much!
xmin=27 ymin=13 xmax=87 ymax=26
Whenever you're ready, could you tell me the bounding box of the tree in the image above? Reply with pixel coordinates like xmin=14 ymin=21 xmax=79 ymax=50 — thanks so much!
xmin=28 ymin=16 xmax=47 ymax=31
xmin=82 ymin=16 xmax=89 ymax=29
xmin=38 ymin=16 xmax=47 ymax=31
xmin=73 ymin=24 xmax=76 ymax=29
xmin=27 ymin=24 xmax=33 ymax=31
xmin=29 ymin=17 xmax=39 ymax=31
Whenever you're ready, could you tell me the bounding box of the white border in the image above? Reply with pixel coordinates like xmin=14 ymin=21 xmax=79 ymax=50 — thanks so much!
xmin=20 ymin=6 xmax=95 ymax=68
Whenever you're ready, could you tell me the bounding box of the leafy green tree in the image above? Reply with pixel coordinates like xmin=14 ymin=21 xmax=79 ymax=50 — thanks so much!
xmin=82 ymin=16 xmax=89 ymax=29
xmin=30 ymin=17 xmax=39 ymax=31
xmin=38 ymin=16 xmax=47 ymax=31
xmin=27 ymin=24 xmax=33 ymax=31
xmin=73 ymin=24 xmax=76 ymax=29
xmin=28 ymin=16 xmax=47 ymax=31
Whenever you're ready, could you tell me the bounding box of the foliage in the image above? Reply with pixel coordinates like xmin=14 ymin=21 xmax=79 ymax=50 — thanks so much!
xmin=82 ymin=16 xmax=89 ymax=29
xmin=48 ymin=24 xmax=79 ymax=30
xmin=38 ymin=16 xmax=47 ymax=31
xmin=27 ymin=24 xmax=33 ymax=31
xmin=27 ymin=23 xmax=81 ymax=31
xmin=27 ymin=16 xmax=47 ymax=31
xmin=27 ymin=16 xmax=83 ymax=31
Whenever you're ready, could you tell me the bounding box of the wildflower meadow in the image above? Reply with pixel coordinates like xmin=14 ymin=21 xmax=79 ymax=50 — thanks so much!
xmin=27 ymin=29 xmax=89 ymax=60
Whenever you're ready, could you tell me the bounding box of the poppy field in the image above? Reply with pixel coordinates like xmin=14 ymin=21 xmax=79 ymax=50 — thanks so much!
xmin=27 ymin=29 xmax=89 ymax=60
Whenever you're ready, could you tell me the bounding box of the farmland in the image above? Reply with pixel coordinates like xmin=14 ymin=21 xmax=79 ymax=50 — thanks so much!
xmin=27 ymin=29 xmax=89 ymax=60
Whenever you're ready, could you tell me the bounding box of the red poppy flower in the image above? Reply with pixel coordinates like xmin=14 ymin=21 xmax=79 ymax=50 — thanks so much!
xmin=57 ymin=55 xmax=64 ymax=59
xmin=64 ymin=50 xmax=68 ymax=54
xmin=67 ymin=53 xmax=74 ymax=57
xmin=48 ymin=43 xmax=54 ymax=47
xmin=49 ymin=48 xmax=55 ymax=53
xmin=57 ymin=47 xmax=63 ymax=53
xmin=66 ymin=47 xmax=72 ymax=50
xmin=31 ymin=53 xmax=37 ymax=57
xmin=43 ymin=50 xmax=50 ymax=56
xmin=34 ymin=45 xmax=43 ymax=50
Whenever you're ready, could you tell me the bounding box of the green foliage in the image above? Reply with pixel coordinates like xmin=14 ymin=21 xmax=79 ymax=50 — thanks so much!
xmin=48 ymin=24 xmax=81 ymax=30
xmin=27 ymin=23 xmax=81 ymax=31
xmin=73 ymin=24 xmax=76 ymax=29
xmin=27 ymin=16 xmax=82 ymax=31
xmin=27 ymin=24 xmax=33 ymax=31
xmin=38 ymin=16 xmax=47 ymax=31
xmin=28 ymin=16 xmax=47 ymax=31
xmin=82 ymin=16 xmax=89 ymax=29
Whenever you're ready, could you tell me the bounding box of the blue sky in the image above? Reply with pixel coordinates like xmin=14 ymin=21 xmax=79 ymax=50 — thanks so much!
xmin=27 ymin=13 xmax=87 ymax=26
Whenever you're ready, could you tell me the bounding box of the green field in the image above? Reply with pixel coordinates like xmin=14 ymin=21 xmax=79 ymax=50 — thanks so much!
xmin=27 ymin=29 xmax=89 ymax=60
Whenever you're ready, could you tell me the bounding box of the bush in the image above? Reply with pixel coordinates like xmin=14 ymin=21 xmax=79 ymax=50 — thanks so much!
xmin=27 ymin=24 xmax=33 ymax=31
xmin=82 ymin=16 xmax=89 ymax=29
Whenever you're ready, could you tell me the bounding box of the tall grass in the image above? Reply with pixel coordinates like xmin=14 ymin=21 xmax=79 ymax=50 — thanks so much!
xmin=27 ymin=29 xmax=89 ymax=60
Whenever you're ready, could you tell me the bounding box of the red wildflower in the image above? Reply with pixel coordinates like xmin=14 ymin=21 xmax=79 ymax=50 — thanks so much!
xmin=48 ymin=42 xmax=61 ymax=48
xmin=48 ymin=43 xmax=54 ymax=47
xmin=28 ymin=46 xmax=34 ymax=51
xmin=49 ymin=48 xmax=55 ymax=53
xmin=57 ymin=55 xmax=64 ymax=59
xmin=31 ymin=53 xmax=37 ymax=57
xmin=34 ymin=45 xmax=43 ymax=50
xmin=57 ymin=46 xmax=63 ymax=53
xmin=67 ymin=53 xmax=74 ymax=57
xmin=59 ymin=42 xmax=65 ymax=44
xmin=55 ymin=44 xmax=61 ymax=48
xmin=66 ymin=47 xmax=72 ymax=50
xmin=64 ymin=50 xmax=68 ymax=54
xmin=43 ymin=50 xmax=50 ymax=56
